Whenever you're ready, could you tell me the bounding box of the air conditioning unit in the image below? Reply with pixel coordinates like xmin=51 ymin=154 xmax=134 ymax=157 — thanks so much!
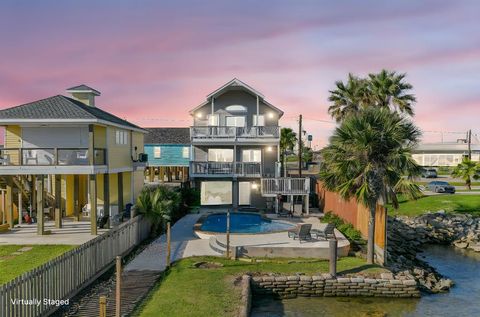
xmin=138 ymin=153 xmax=148 ymax=162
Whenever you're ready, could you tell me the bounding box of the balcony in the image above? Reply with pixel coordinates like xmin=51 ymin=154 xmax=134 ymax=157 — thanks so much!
xmin=190 ymin=126 xmax=279 ymax=142
xmin=261 ymin=178 xmax=310 ymax=196
xmin=0 ymin=148 xmax=107 ymax=166
xmin=190 ymin=161 xmax=262 ymax=177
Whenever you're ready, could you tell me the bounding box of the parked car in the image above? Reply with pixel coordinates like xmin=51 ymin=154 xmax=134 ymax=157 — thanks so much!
xmin=421 ymin=168 xmax=438 ymax=178
xmin=427 ymin=181 xmax=455 ymax=194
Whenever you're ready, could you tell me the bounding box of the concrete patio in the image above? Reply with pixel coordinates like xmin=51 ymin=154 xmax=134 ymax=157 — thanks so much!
xmin=0 ymin=219 xmax=109 ymax=245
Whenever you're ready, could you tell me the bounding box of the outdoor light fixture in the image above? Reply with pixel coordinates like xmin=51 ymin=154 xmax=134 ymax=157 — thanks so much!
xmin=196 ymin=112 xmax=203 ymax=118
xmin=268 ymin=112 xmax=274 ymax=118
xmin=266 ymin=146 xmax=273 ymax=152
xmin=251 ymin=183 xmax=258 ymax=190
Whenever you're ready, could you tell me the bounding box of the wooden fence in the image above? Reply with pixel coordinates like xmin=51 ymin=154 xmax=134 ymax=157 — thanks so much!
xmin=0 ymin=215 xmax=150 ymax=317
xmin=316 ymin=181 xmax=387 ymax=264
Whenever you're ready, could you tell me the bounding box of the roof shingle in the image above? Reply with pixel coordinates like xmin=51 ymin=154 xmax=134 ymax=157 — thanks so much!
xmin=144 ymin=128 xmax=190 ymax=144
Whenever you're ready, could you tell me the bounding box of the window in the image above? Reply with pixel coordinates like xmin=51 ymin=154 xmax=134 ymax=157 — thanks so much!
xmin=208 ymin=149 xmax=233 ymax=162
xmin=201 ymin=181 xmax=232 ymax=205
xmin=208 ymin=114 xmax=219 ymax=126
xmin=242 ymin=149 xmax=261 ymax=162
xmin=154 ymin=146 xmax=161 ymax=158
xmin=182 ymin=146 xmax=190 ymax=158
xmin=226 ymin=116 xmax=245 ymax=127
xmin=225 ymin=105 xmax=247 ymax=112
xmin=253 ymin=115 xmax=265 ymax=126
xmin=115 ymin=130 xmax=128 ymax=145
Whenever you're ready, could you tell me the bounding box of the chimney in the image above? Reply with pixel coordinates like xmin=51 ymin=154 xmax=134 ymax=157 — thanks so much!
xmin=66 ymin=84 xmax=101 ymax=107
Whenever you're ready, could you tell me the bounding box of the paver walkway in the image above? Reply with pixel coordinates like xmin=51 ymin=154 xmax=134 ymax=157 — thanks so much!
xmin=125 ymin=213 xmax=220 ymax=272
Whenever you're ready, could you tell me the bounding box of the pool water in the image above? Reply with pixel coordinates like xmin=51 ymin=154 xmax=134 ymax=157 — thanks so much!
xmin=200 ymin=213 xmax=295 ymax=234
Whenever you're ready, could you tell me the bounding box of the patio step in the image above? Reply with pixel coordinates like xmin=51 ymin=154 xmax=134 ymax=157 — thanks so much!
xmin=208 ymin=236 xmax=226 ymax=255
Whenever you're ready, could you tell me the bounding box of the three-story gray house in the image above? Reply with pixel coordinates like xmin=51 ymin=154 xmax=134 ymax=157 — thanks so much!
xmin=189 ymin=78 xmax=309 ymax=212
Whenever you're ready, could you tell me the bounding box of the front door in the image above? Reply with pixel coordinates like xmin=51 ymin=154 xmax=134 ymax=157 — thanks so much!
xmin=239 ymin=182 xmax=251 ymax=205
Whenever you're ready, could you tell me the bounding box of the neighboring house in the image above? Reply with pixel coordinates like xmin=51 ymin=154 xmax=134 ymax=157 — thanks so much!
xmin=0 ymin=85 xmax=147 ymax=234
xmin=412 ymin=141 xmax=480 ymax=167
xmin=144 ymin=128 xmax=190 ymax=183
xmin=189 ymin=78 xmax=310 ymax=211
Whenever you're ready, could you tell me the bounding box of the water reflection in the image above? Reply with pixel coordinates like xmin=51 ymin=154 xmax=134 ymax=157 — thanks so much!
xmin=251 ymin=245 xmax=480 ymax=317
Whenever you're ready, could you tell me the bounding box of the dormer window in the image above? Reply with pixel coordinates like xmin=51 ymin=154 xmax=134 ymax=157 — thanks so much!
xmin=225 ymin=105 xmax=247 ymax=112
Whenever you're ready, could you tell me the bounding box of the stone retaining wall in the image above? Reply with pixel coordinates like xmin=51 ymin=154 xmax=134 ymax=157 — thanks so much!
xmin=251 ymin=273 xmax=419 ymax=299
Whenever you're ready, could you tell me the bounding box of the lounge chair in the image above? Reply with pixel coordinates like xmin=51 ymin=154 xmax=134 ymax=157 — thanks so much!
xmin=287 ymin=223 xmax=312 ymax=242
xmin=312 ymin=223 xmax=336 ymax=240
xmin=278 ymin=207 xmax=292 ymax=217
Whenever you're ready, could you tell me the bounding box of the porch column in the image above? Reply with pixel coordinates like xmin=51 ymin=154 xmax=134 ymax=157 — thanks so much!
xmin=18 ymin=191 xmax=22 ymax=225
xmin=89 ymin=174 xmax=97 ymax=235
xmin=1 ymin=190 xmax=5 ymax=224
xmin=149 ymin=167 xmax=154 ymax=182
xmin=103 ymin=173 xmax=110 ymax=229
xmin=159 ymin=167 xmax=165 ymax=183
xmin=6 ymin=177 xmax=13 ymax=229
xmin=36 ymin=175 xmax=45 ymax=235
xmin=54 ymin=175 xmax=62 ymax=228
xmin=73 ymin=175 xmax=80 ymax=221
xmin=232 ymin=179 xmax=238 ymax=210
xmin=118 ymin=172 xmax=124 ymax=214
xmin=31 ymin=175 xmax=36 ymax=215
xmin=305 ymin=194 xmax=309 ymax=215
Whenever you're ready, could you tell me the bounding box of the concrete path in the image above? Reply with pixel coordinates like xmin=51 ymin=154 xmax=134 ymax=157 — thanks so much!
xmin=125 ymin=213 xmax=220 ymax=271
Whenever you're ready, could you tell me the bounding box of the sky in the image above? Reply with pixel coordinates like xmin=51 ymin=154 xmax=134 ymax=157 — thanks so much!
xmin=0 ymin=0 xmax=479 ymax=148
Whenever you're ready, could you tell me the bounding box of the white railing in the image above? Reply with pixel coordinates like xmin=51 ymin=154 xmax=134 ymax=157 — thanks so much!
xmin=190 ymin=126 xmax=279 ymax=140
xmin=190 ymin=161 xmax=262 ymax=177
xmin=261 ymin=178 xmax=310 ymax=196
xmin=0 ymin=216 xmax=150 ymax=317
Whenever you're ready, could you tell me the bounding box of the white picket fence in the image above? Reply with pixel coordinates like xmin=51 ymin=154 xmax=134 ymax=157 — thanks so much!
xmin=0 ymin=215 xmax=150 ymax=317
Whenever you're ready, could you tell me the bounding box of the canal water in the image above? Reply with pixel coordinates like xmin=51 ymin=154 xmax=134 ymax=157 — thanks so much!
xmin=251 ymin=245 xmax=480 ymax=317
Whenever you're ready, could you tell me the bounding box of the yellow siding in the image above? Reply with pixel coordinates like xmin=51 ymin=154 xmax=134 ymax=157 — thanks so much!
xmin=132 ymin=131 xmax=144 ymax=154
xmin=5 ymin=125 xmax=21 ymax=165
xmin=107 ymin=127 xmax=131 ymax=169
xmin=133 ymin=170 xmax=144 ymax=202
xmin=94 ymin=125 xmax=107 ymax=149
xmin=96 ymin=174 xmax=105 ymax=205
xmin=109 ymin=173 xmax=119 ymax=205
xmin=123 ymin=172 xmax=132 ymax=204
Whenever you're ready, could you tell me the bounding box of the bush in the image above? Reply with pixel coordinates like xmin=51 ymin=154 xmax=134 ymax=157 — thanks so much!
xmin=321 ymin=211 xmax=365 ymax=243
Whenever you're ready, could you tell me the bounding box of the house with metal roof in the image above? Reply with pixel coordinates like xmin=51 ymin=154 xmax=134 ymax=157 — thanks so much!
xmin=144 ymin=128 xmax=190 ymax=183
xmin=412 ymin=140 xmax=480 ymax=166
xmin=0 ymin=85 xmax=147 ymax=235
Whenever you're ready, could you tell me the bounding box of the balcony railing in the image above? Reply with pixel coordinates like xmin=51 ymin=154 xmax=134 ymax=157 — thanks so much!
xmin=190 ymin=161 xmax=262 ymax=177
xmin=0 ymin=148 xmax=107 ymax=166
xmin=190 ymin=126 xmax=279 ymax=140
xmin=261 ymin=178 xmax=310 ymax=196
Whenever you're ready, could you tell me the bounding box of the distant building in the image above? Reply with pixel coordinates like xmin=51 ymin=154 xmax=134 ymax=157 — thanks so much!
xmin=144 ymin=128 xmax=190 ymax=183
xmin=412 ymin=141 xmax=480 ymax=167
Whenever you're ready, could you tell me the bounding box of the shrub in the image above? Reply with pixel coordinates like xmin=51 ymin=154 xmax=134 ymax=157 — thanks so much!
xmin=321 ymin=211 xmax=365 ymax=243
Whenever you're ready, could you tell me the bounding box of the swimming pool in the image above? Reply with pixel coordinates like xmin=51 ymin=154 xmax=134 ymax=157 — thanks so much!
xmin=199 ymin=212 xmax=295 ymax=234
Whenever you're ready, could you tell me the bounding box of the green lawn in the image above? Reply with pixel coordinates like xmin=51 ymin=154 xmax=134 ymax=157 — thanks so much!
xmin=0 ymin=245 xmax=74 ymax=285
xmin=416 ymin=181 xmax=480 ymax=186
xmin=391 ymin=194 xmax=480 ymax=217
xmin=134 ymin=256 xmax=387 ymax=317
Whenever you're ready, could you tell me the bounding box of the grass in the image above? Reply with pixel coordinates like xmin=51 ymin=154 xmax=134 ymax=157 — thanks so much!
xmin=0 ymin=245 xmax=75 ymax=285
xmin=135 ymin=256 xmax=386 ymax=317
xmin=391 ymin=194 xmax=480 ymax=217
xmin=416 ymin=181 xmax=480 ymax=186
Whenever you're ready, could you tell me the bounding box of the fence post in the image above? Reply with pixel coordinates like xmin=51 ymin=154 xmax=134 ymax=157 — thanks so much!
xmin=226 ymin=210 xmax=230 ymax=259
xmin=166 ymin=222 xmax=171 ymax=268
xmin=329 ymin=239 xmax=337 ymax=277
xmin=115 ymin=256 xmax=122 ymax=317
xmin=99 ymin=296 xmax=107 ymax=317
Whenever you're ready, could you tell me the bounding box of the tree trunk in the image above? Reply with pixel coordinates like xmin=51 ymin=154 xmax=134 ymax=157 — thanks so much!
xmin=367 ymin=203 xmax=376 ymax=264
xmin=467 ymin=178 xmax=471 ymax=191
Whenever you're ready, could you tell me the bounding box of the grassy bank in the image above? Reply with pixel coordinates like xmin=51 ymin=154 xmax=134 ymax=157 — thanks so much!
xmin=391 ymin=194 xmax=480 ymax=217
xmin=134 ymin=256 xmax=386 ymax=317
xmin=0 ymin=245 xmax=74 ymax=285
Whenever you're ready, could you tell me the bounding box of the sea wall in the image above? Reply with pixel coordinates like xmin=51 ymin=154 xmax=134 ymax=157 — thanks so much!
xmin=251 ymin=273 xmax=419 ymax=299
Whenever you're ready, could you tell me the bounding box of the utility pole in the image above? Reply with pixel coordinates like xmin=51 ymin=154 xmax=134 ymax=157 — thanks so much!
xmin=298 ymin=114 xmax=302 ymax=177
xmin=468 ymin=129 xmax=472 ymax=160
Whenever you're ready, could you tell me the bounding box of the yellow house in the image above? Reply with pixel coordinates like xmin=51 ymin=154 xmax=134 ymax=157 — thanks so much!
xmin=0 ymin=85 xmax=147 ymax=235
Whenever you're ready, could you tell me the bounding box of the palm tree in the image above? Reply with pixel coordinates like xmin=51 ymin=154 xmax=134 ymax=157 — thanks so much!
xmin=319 ymin=107 xmax=422 ymax=264
xmin=280 ymin=128 xmax=297 ymax=176
xmin=451 ymin=158 xmax=480 ymax=190
xmin=367 ymin=69 xmax=416 ymax=116
xmin=328 ymin=73 xmax=368 ymax=122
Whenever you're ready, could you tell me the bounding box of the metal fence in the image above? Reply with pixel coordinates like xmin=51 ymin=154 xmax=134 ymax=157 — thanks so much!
xmin=0 ymin=215 xmax=150 ymax=317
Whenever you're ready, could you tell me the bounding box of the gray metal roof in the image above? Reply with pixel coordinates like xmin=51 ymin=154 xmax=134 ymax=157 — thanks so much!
xmin=0 ymin=95 xmax=142 ymax=130
xmin=144 ymin=128 xmax=190 ymax=144
xmin=414 ymin=142 xmax=480 ymax=153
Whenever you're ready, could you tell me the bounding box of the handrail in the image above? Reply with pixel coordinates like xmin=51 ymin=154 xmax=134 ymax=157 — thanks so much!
xmin=190 ymin=126 xmax=280 ymax=139
xmin=0 ymin=147 xmax=107 ymax=166
xmin=190 ymin=161 xmax=262 ymax=176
